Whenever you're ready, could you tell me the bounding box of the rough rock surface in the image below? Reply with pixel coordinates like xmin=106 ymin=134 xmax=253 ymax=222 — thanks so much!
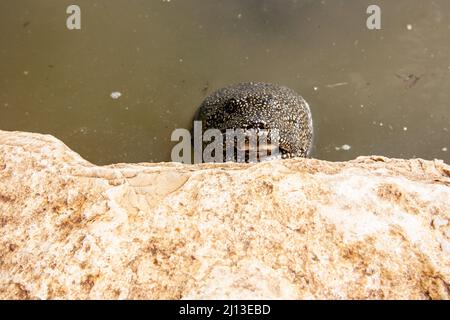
xmin=0 ymin=129 xmax=449 ymax=300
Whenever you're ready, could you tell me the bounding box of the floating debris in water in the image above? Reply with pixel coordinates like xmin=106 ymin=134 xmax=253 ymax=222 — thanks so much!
xmin=442 ymin=147 xmax=448 ymax=152
xmin=23 ymin=70 xmax=29 ymax=75
xmin=237 ymin=13 xmax=242 ymax=19
xmin=110 ymin=91 xmax=122 ymax=99
xmin=341 ymin=144 xmax=351 ymax=151
xmin=395 ymin=73 xmax=421 ymax=88
xmin=326 ymin=82 xmax=348 ymax=88
xmin=406 ymin=24 xmax=413 ymax=30
xmin=313 ymin=86 xmax=319 ymax=91
xmin=335 ymin=144 xmax=351 ymax=151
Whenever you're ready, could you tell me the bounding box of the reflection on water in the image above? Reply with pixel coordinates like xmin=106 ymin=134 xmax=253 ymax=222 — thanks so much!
xmin=0 ymin=0 xmax=449 ymax=165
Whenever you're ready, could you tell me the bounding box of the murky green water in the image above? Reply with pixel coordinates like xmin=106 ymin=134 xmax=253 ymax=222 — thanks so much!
xmin=1 ymin=0 xmax=449 ymax=165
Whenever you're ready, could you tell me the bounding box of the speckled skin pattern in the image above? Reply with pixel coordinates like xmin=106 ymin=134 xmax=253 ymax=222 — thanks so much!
xmin=195 ymin=82 xmax=313 ymax=159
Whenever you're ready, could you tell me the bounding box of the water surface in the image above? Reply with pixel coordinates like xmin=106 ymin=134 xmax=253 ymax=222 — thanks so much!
xmin=1 ymin=0 xmax=449 ymax=164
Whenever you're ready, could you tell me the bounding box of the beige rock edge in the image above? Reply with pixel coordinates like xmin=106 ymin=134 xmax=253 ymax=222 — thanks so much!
xmin=0 ymin=129 xmax=449 ymax=300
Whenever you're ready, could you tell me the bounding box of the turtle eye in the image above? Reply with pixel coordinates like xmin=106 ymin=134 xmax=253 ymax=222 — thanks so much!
xmin=224 ymin=98 xmax=238 ymax=114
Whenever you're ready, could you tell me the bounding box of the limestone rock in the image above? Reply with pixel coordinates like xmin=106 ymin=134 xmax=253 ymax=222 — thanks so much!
xmin=0 ymin=129 xmax=449 ymax=299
